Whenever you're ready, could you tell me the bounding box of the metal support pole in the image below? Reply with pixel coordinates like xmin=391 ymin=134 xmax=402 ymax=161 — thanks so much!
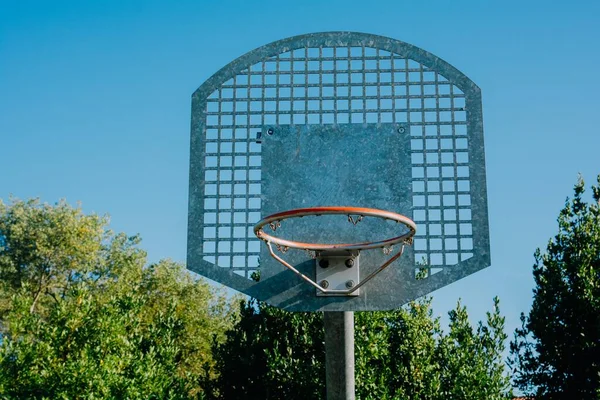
xmin=324 ymin=311 xmax=355 ymax=400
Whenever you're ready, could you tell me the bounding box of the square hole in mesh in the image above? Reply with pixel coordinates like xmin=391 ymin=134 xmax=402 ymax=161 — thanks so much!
xmin=218 ymin=241 xmax=231 ymax=253
xmin=460 ymin=223 xmax=472 ymax=235
xmin=409 ymin=98 xmax=422 ymax=108
xmin=456 ymin=138 xmax=468 ymax=149
xmin=205 ymin=170 xmax=217 ymax=181
xmin=458 ymin=194 xmax=471 ymax=206
xmin=293 ymin=100 xmax=305 ymax=111
xmin=459 ymin=209 xmax=472 ymax=221
xmin=221 ymin=170 xmax=233 ymax=180
xmin=233 ymin=255 xmax=245 ymax=267
xmin=445 ymin=238 xmax=458 ymax=250
xmin=294 ymin=114 xmax=306 ymax=124
xmin=219 ymin=226 xmax=232 ymax=238
xmin=307 ymin=87 xmax=320 ymax=98
xmin=233 ymin=198 xmax=245 ymax=209
xmin=248 ymin=241 xmax=261 ymax=252
xmin=456 ymin=152 xmax=468 ymax=163
xmin=395 ymin=112 xmax=408 ymax=122
xmin=413 ymin=209 xmax=426 ymax=221
xmin=279 ymin=87 xmax=291 ymax=97
xmin=426 ymin=167 xmax=440 ymax=178
xmin=412 ymin=153 xmax=424 ymax=164
xmin=457 ymin=180 xmax=470 ymax=192
xmin=205 ymin=184 xmax=217 ymax=195
xmin=439 ymin=97 xmax=451 ymax=108
xmin=204 ymin=213 xmax=217 ymax=224
xmin=442 ymin=180 xmax=455 ymax=192
xmin=380 ymin=111 xmax=395 ymax=124
xmin=430 ymin=254 xmax=443 ymax=266
xmin=279 ymin=114 xmax=291 ymax=124
xmin=248 ymin=255 xmax=259 ymax=267
xmin=426 ymin=152 xmax=439 ymax=164
xmin=293 ymin=60 xmax=305 ymax=71
xmin=444 ymin=209 xmax=457 ymax=221
xmin=249 ymin=197 xmax=261 ymax=209
xmin=445 ymin=253 xmax=458 ymax=265
xmin=234 ymin=184 xmax=246 ymax=195
xmin=440 ymin=139 xmax=453 ymax=150
xmin=428 ymin=195 xmax=441 ymax=207
xmin=233 ymin=227 xmax=245 ymax=238
xmin=217 ymin=256 xmax=231 ymax=269
xmin=366 ymin=113 xmax=378 ymax=123
xmin=322 ymin=86 xmax=334 ymax=97
xmin=205 ymin=198 xmax=217 ymax=210
xmin=410 ymin=112 xmax=422 ymax=123
xmin=293 ymin=74 xmax=305 ymax=85
xmin=308 ymin=114 xmax=320 ymax=124
xmin=461 ymin=238 xmax=473 ymax=250
xmin=412 ymin=167 xmax=424 ymax=178
xmin=414 ymin=238 xmax=427 ymax=250
xmin=219 ymin=212 xmax=232 ymax=223
xmin=337 ymin=74 xmax=349 ymax=85
xmin=425 ymin=139 xmax=437 ymax=150
xmin=427 ymin=180 xmax=440 ymax=192
xmin=413 ymin=181 xmax=425 ymax=192
xmin=338 ymin=113 xmax=349 ymax=123
xmin=204 ymin=227 xmax=216 ymax=239
xmin=293 ymin=87 xmax=306 ymax=98
xmin=443 ymin=195 xmax=456 ymax=206
xmin=442 ymin=166 xmax=454 ymax=177
xmin=429 ymin=224 xmax=442 ymax=235
xmin=248 ymin=212 xmax=261 ymax=224
xmin=411 ymin=139 xmax=423 ymax=150
xmin=206 ymin=129 xmax=219 ymax=140
xmin=413 ymin=195 xmax=425 ymax=207
xmin=428 ymin=209 xmax=441 ymax=221
xmin=234 ymin=212 xmax=246 ymax=223
xmin=441 ymin=153 xmax=453 ymax=164
xmin=454 ymin=97 xmax=466 ymax=108
xmin=365 ymin=86 xmax=378 ymax=96
xmin=203 ymin=241 xmax=216 ymax=254
xmin=219 ymin=184 xmax=232 ymax=195
xmin=415 ymin=253 xmax=428 ymax=265
xmin=444 ymin=223 xmax=457 ymax=235
xmin=351 ymin=113 xmax=363 ymax=123
xmin=322 ymin=114 xmax=334 ymax=124
xmin=249 ymin=169 xmax=261 ymax=181
xmin=430 ymin=238 xmax=442 ymax=250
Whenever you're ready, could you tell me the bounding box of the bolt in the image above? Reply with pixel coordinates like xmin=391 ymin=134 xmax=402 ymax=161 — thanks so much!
xmin=345 ymin=258 xmax=354 ymax=268
xmin=345 ymin=280 xmax=355 ymax=289
xmin=267 ymin=128 xmax=274 ymax=135
xmin=398 ymin=126 xmax=406 ymax=134
xmin=320 ymin=280 xmax=329 ymax=289
xmin=318 ymin=259 xmax=329 ymax=269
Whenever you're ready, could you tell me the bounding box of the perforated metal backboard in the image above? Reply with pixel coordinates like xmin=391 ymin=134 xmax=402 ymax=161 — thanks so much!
xmin=187 ymin=32 xmax=490 ymax=311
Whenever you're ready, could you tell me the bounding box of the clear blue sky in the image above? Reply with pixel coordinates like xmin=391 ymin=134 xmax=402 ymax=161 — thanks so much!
xmin=1 ymin=0 xmax=599 ymax=336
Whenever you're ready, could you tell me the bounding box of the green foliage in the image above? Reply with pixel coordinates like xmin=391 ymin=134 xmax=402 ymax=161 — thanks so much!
xmin=0 ymin=199 xmax=234 ymax=399
xmin=210 ymin=296 xmax=512 ymax=400
xmin=509 ymin=175 xmax=600 ymax=399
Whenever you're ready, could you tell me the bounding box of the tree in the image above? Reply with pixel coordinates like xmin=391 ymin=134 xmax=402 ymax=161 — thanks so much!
xmin=509 ymin=175 xmax=600 ymax=399
xmin=209 ymin=295 xmax=512 ymax=399
xmin=0 ymin=198 xmax=235 ymax=399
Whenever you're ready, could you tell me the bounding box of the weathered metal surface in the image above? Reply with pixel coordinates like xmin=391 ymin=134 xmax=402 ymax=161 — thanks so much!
xmin=324 ymin=311 xmax=355 ymax=400
xmin=187 ymin=31 xmax=490 ymax=311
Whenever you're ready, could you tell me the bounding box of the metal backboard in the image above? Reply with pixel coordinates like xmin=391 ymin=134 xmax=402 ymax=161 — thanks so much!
xmin=187 ymin=32 xmax=490 ymax=311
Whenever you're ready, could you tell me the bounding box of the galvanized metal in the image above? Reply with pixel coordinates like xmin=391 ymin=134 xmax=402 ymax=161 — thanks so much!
xmin=187 ymin=31 xmax=490 ymax=311
xmin=324 ymin=311 xmax=355 ymax=400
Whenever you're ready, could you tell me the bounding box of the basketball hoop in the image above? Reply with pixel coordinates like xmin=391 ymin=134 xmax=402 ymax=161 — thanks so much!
xmin=254 ymin=206 xmax=416 ymax=295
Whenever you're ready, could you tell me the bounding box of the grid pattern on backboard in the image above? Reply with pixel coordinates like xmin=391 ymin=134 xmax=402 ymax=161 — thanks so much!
xmin=200 ymin=45 xmax=473 ymax=279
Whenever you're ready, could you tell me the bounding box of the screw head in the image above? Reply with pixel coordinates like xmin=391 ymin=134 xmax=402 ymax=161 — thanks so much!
xmin=345 ymin=280 xmax=355 ymax=289
xmin=345 ymin=258 xmax=354 ymax=268
xmin=320 ymin=280 xmax=329 ymax=289
xmin=398 ymin=126 xmax=406 ymax=134
xmin=267 ymin=128 xmax=274 ymax=135
xmin=318 ymin=259 xmax=329 ymax=269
